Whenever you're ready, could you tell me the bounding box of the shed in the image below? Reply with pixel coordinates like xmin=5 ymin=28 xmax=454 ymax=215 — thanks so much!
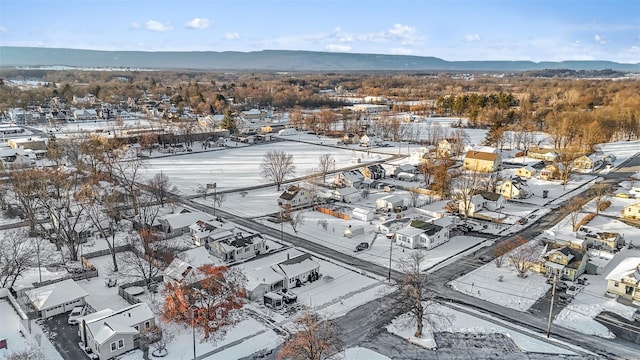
xmin=352 ymin=207 xmax=374 ymax=221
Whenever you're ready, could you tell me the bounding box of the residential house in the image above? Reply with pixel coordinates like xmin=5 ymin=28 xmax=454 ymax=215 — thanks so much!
xmin=437 ymin=139 xmax=453 ymax=157
xmin=25 ymin=279 xmax=89 ymax=317
xmin=208 ymin=231 xmax=266 ymax=263
xmin=359 ymin=134 xmax=382 ymax=147
xmin=391 ymin=164 xmax=417 ymax=178
xmin=330 ymin=186 xmax=361 ymax=203
xmin=542 ymin=245 xmax=589 ymax=281
xmin=515 ymin=165 xmax=537 ymax=179
xmin=575 ymin=226 xmax=622 ymax=252
xmin=463 ymin=151 xmax=502 ymax=173
xmin=157 ymin=211 xmax=213 ymax=238
xmin=622 ymin=202 xmax=640 ymax=220
xmin=278 ymin=185 xmax=313 ymax=208
xmin=376 ymin=217 xmax=412 ymax=235
xmin=334 ymin=170 xmax=364 ymax=188
xmin=477 ymin=191 xmax=506 ymax=211
xmin=361 ymin=164 xmax=386 ymax=180
xmin=272 ymin=253 xmax=321 ymax=289
xmin=497 ymin=179 xmax=531 ymax=200
xmin=163 ymin=246 xmax=221 ymax=284
xmin=458 ymin=194 xmax=485 ymax=216
xmin=376 ymin=194 xmax=405 ymax=211
xmin=73 ymin=109 xmax=98 ymax=121
xmin=605 ymin=257 xmax=640 ymax=303
xmin=342 ymin=133 xmax=360 ymax=144
xmin=540 ymin=164 xmax=560 ymax=181
xmin=7 ymin=136 xmax=47 ymax=151
xmin=189 ymin=219 xmax=227 ymax=247
xmin=78 ymin=303 xmax=156 ymax=360
xmin=572 ymin=154 xmax=601 ymax=173
xmin=394 ymin=220 xmax=450 ymax=249
xmin=528 ymin=147 xmax=559 ymax=162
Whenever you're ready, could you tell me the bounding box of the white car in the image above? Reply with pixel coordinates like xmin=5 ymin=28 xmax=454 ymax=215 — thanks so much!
xmin=68 ymin=306 xmax=86 ymax=325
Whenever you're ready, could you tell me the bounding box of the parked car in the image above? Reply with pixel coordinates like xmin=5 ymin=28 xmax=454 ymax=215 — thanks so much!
xmin=68 ymin=306 xmax=86 ymax=325
xmin=566 ymin=286 xmax=580 ymax=297
xmin=355 ymin=242 xmax=369 ymax=252
xmin=517 ymin=218 xmax=528 ymax=225
xmin=478 ymin=255 xmax=492 ymax=263
xmin=633 ymin=310 xmax=640 ymax=321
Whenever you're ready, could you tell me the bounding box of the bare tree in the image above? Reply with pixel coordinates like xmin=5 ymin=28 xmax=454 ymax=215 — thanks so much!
xmin=112 ymin=152 xmax=146 ymax=215
xmin=318 ymin=153 xmax=334 ymax=184
xmin=118 ymin=230 xmax=179 ymax=287
xmin=407 ymin=187 xmax=422 ymax=208
xmin=0 ymin=229 xmax=35 ymax=288
xmin=147 ymin=172 xmax=178 ymax=207
xmin=282 ymin=206 xmax=305 ymax=234
xmin=261 ymin=150 xmax=296 ymax=191
xmin=278 ymin=311 xmax=343 ymax=360
xmin=493 ymin=236 xmax=527 ymax=268
xmin=591 ymin=183 xmax=611 ymax=215
xmin=507 ymin=241 xmax=539 ymax=278
xmin=566 ymin=197 xmax=583 ymax=231
xmin=454 ymin=168 xmax=484 ymax=218
xmin=390 ymin=250 xmax=443 ymax=338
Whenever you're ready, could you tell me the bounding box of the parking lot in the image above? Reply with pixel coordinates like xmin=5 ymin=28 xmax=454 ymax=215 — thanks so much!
xmin=37 ymin=313 xmax=89 ymax=360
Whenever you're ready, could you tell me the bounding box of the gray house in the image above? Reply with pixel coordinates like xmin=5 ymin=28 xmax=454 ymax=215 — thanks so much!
xmin=78 ymin=303 xmax=156 ymax=360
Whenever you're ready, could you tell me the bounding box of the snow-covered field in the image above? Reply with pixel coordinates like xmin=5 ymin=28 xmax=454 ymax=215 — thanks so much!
xmin=142 ymin=139 xmax=390 ymax=193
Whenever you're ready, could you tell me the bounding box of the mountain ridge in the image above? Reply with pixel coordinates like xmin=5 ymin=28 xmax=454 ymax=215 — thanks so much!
xmin=1 ymin=46 xmax=638 ymax=72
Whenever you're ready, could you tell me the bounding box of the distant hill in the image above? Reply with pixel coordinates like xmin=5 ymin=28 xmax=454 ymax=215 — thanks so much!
xmin=1 ymin=46 xmax=638 ymax=72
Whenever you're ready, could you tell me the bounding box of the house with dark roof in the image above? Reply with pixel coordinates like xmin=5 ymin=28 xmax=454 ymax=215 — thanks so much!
xmin=361 ymin=164 xmax=386 ymax=180
xmin=394 ymin=220 xmax=450 ymax=249
xmin=271 ymin=253 xmax=320 ymax=289
xmin=334 ymin=169 xmax=365 ymax=188
xmin=278 ymin=185 xmax=313 ymax=208
xmin=463 ymin=150 xmax=502 ymax=172
xmin=208 ymin=231 xmax=266 ymax=263
xmin=476 ymin=191 xmax=506 ymax=211
xmin=542 ymin=245 xmax=589 ymax=281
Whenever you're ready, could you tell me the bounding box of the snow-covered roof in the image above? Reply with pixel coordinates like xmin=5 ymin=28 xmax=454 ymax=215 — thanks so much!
xmin=164 ymin=246 xmax=221 ymax=281
xmin=86 ymin=303 xmax=154 ymax=345
xmin=162 ymin=211 xmax=213 ymax=230
xmin=605 ymin=257 xmax=640 ymax=281
xmin=272 ymin=254 xmax=319 ymax=278
xmin=25 ymin=279 xmax=89 ymax=310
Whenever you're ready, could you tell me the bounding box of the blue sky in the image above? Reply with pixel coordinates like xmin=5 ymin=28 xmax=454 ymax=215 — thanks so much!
xmin=1 ymin=0 xmax=638 ymax=63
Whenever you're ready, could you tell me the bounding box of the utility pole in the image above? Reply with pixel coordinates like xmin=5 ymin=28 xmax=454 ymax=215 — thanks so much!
xmin=386 ymin=233 xmax=394 ymax=282
xmin=546 ymin=272 xmax=557 ymax=338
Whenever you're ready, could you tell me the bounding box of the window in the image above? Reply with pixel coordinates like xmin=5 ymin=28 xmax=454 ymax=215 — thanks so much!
xmin=95 ymin=342 xmax=99 ymax=354
xmin=118 ymin=339 xmax=124 ymax=348
xmin=145 ymin=321 xmax=151 ymax=329
xmin=110 ymin=342 xmax=117 ymax=351
xmin=134 ymin=325 xmax=139 ymax=331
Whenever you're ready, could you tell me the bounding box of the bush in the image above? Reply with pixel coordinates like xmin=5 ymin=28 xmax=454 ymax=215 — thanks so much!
xmin=597 ymin=200 xmax=611 ymax=211
xmin=574 ymin=213 xmax=596 ymax=231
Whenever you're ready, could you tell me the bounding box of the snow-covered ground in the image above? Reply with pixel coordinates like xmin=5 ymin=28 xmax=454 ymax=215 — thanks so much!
xmin=388 ymin=302 xmax=583 ymax=355
xmin=142 ymin=139 xmax=391 ymax=193
xmin=0 ymin=298 xmax=62 ymax=360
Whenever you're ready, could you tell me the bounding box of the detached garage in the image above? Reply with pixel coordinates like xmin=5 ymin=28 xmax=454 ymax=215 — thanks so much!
xmin=25 ymin=279 xmax=89 ymax=318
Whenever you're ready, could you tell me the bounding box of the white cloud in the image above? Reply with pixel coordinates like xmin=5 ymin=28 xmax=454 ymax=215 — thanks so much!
xmin=391 ymin=48 xmax=413 ymax=55
xmin=464 ymin=34 xmax=480 ymax=42
xmin=130 ymin=22 xmax=140 ymax=30
xmin=594 ymin=34 xmax=607 ymax=44
xmin=185 ymin=18 xmax=211 ymax=29
xmin=146 ymin=20 xmax=172 ymax=32
xmin=325 ymin=44 xmax=352 ymax=52
xmin=224 ymin=32 xmax=240 ymax=40
xmin=0 ymin=26 xmax=6 ymax=34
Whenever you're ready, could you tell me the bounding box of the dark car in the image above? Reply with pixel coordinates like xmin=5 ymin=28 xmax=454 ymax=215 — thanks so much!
xmin=355 ymin=242 xmax=369 ymax=252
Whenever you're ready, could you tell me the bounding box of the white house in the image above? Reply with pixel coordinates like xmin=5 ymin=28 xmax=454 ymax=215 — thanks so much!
xmin=351 ymin=207 xmax=374 ymax=221
xmin=272 ymin=253 xmax=321 ymax=289
xmin=334 ymin=170 xmax=365 ymax=188
xmin=605 ymin=257 xmax=640 ymax=303
xmin=359 ymin=134 xmax=383 ymax=147
xmin=78 ymin=303 xmax=156 ymax=360
xmin=496 ymin=179 xmax=531 ymax=200
xmin=189 ymin=219 xmax=228 ymax=247
xmin=376 ymin=194 xmax=405 ymax=211
xmin=331 ymin=186 xmax=361 ymax=203
xmin=25 ymin=279 xmax=88 ymax=317
xmin=158 ymin=211 xmax=214 ymax=238
xmin=278 ymin=185 xmax=313 ymax=208
xmin=394 ymin=220 xmax=450 ymax=249
xmin=459 ymin=194 xmax=485 ymax=216
xmin=477 ymin=191 xmax=505 ymax=211
xmin=208 ymin=231 xmax=267 ymax=263
xmin=163 ymin=246 xmax=222 ymax=284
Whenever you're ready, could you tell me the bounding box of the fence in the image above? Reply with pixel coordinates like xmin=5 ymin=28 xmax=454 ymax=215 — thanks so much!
xmin=118 ymin=275 xmax=164 ymax=305
xmin=316 ymin=206 xmax=350 ymax=220
xmin=83 ymin=244 xmax=132 ymax=259
xmin=32 ymin=268 xmax=99 ymax=288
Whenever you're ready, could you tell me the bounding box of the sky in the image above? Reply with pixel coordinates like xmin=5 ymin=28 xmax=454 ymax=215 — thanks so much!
xmin=0 ymin=0 xmax=639 ymax=63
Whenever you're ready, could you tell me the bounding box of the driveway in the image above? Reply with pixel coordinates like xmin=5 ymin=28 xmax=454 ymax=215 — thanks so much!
xmin=37 ymin=313 xmax=89 ymax=360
